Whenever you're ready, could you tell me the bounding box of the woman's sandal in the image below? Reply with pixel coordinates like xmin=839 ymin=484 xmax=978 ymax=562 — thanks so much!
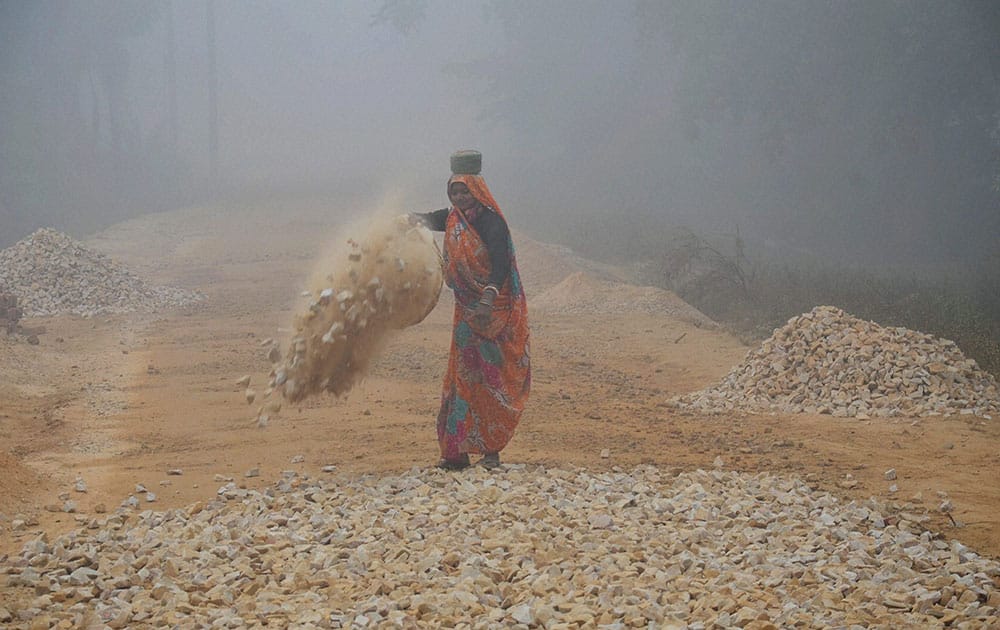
xmin=479 ymin=453 xmax=501 ymax=470
xmin=436 ymin=455 xmax=470 ymax=471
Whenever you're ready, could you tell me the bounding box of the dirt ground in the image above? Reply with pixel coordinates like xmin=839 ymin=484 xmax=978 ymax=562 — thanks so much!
xmin=1 ymin=200 xmax=998 ymax=570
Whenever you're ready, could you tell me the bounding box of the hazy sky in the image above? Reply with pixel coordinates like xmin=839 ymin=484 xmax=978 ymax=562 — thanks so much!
xmin=2 ymin=1 xmax=998 ymax=266
xmin=133 ymin=1 xmax=505 ymax=200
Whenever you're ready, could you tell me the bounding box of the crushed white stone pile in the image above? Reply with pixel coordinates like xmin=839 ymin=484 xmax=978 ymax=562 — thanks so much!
xmin=267 ymin=215 xmax=443 ymax=406
xmin=0 ymin=228 xmax=202 ymax=318
xmin=673 ymin=305 xmax=1000 ymax=418
xmin=2 ymin=466 xmax=997 ymax=628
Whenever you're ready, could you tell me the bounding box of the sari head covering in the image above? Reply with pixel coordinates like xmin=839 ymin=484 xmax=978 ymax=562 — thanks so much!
xmin=437 ymin=173 xmax=531 ymax=460
xmin=448 ymin=173 xmax=500 ymax=215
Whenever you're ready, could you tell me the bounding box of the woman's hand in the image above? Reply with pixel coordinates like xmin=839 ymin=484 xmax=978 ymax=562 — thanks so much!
xmin=471 ymin=288 xmax=496 ymax=329
xmin=471 ymin=300 xmax=492 ymax=329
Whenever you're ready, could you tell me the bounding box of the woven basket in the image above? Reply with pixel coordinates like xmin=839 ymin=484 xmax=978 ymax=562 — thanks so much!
xmin=450 ymin=150 xmax=482 ymax=175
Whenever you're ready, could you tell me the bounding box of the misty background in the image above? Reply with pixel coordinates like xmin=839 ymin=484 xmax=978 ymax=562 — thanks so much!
xmin=2 ymin=0 xmax=998 ymax=268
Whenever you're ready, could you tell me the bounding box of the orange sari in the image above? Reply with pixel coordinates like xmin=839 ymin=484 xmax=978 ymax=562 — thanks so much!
xmin=437 ymin=174 xmax=531 ymax=460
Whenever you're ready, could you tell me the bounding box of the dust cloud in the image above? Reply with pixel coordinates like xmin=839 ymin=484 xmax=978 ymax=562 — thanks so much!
xmin=264 ymin=214 xmax=442 ymax=413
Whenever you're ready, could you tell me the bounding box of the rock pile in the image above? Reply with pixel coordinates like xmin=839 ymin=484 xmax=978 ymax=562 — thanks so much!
xmin=2 ymin=466 xmax=997 ymax=628
xmin=673 ymin=305 xmax=1000 ymax=418
xmin=0 ymin=228 xmax=203 ymax=318
xmin=267 ymin=216 xmax=443 ymax=406
xmin=532 ymin=271 xmax=717 ymax=327
xmin=0 ymin=292 xmax=21 ymax=334
xmin=512 ymin=234 xmax=627 ymax=291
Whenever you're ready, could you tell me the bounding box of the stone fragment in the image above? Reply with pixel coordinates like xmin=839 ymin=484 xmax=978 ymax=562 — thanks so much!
xmin=588 ymin=513 xmax=613 ymax=529
xmin=68 ymin=567 xmax=99 ymax=585
xmin=267 ymin=344 xmax=282 ymax=363
xmin=509 ymin=604 xmax=534 ymax=625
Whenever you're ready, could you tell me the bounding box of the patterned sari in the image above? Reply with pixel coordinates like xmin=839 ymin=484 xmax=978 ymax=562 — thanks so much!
xmin=437 ymin=174 xmax=531 ymax=461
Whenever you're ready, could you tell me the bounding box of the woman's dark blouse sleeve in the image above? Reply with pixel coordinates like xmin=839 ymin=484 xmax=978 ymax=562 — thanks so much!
xmin=411 ymin=207 xmax=512 ymax=290
xmin=411 ymin=208 xmax=449 ymax=231
xmin=474 ymin=210 xmax=511 ymax=289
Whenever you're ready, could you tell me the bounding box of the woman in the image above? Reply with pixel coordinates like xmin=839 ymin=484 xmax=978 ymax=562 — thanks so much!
xmin=411 ymin=155 xmax=530 ymax=470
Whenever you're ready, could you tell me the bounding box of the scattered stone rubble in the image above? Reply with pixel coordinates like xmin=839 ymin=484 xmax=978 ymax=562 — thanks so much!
xmin=2 ymin=466 xmax=997 ymax=628
xmin=268 ymin=216 xmax=442 ymax=406
xmin=673 ymin=305 xmax=1000 ymax=418
xmin=0 ymin=228 xmax=202 ymax=318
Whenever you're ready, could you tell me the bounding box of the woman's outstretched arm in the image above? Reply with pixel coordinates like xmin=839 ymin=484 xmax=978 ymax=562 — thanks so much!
xmin=410 ymin=208 xmax=449 ymax=231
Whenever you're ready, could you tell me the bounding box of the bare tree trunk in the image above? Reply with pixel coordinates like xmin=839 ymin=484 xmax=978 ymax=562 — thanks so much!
xmin=166 ymin=0 xmax=178 ymax=168
xmin=103 ymin=65 xmax=122 ymax=166
xmin=206 ymin=0 xmax=219 ymax=186
xmin=88 ymin=67 xmax=100 ymax=157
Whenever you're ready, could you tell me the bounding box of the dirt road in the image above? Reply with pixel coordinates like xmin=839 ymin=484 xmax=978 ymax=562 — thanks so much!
xmin=1 ymin=201 xmax=998 ymax=565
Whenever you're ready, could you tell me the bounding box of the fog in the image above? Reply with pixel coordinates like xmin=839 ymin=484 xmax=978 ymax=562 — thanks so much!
xmin=2 ymin=0 xmax=998 ymax=268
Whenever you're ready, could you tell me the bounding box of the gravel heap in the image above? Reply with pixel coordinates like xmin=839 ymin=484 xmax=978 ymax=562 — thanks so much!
xmin=673 ymin=305 xmax=1000 ymax=418
xmin=532 ymin=272 xmax=717 ymax=327
xmin=513 ymin=234 xmax=626 ymax=292
xmin=3 ymin=466 xmax=998 ymax=628
xmin=0 ymin=228 xmax=202 ymax=317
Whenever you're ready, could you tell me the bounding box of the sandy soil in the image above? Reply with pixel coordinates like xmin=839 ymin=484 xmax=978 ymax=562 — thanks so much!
xmin=1 ymin=200 xmax=998 ymax=571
